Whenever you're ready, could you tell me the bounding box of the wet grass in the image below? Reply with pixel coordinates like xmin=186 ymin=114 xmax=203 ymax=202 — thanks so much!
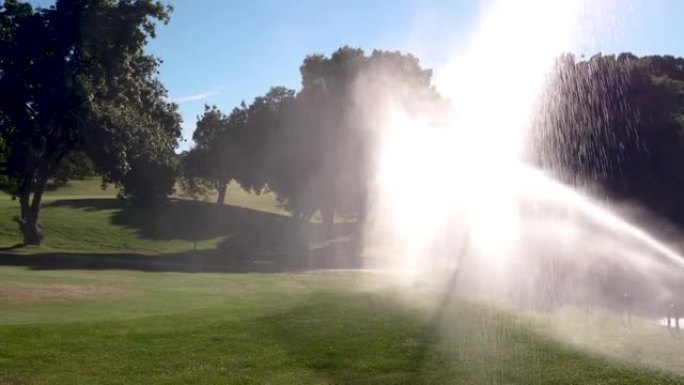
xmin=528 ymin=306 xmax=684 ymax=377
xmin=0 ymin=180 xmax=682 ymax=383
xmin=1 ymin=268 xmax=682 ymax=384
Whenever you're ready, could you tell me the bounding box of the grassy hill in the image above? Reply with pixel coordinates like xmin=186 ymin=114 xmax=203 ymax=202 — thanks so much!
xmin=0 ymin=178 xmax=289 ymax=254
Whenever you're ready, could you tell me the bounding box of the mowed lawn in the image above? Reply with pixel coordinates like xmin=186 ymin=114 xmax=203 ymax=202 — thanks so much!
xmin=1 ymin=268 xmax=682 ymax=385
xmin=0 ymin=179 xmax=683 ymax=383
xmin=0 ymin=179 xmax=289 ymax=254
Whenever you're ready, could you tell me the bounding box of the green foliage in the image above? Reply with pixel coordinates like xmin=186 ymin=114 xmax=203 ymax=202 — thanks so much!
xmin=181 ymin=105 xmax=241 ymax=204
xmin=48 ymin=150 xmax=96 ymax=189
xmin=117 ymin=151 xmax=178 ymax=204
xmin=177 ymin=165 xmax=213 ymax=202
xmin=188 ymin=47 xmax=442 ymax=228
xmin=0 ymin=0 xmax=180 ymax=244
xmin=532 ymin=53 xmax=684 ymax=226
xmin=266 ymin=47 xmax=440 ymax=223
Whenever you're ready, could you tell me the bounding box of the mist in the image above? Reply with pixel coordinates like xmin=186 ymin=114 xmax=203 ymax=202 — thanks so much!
xmin=355 ymin=0 xmax=684 ymax=329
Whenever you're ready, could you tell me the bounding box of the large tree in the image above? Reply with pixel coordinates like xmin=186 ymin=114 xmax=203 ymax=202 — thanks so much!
xmin=183 ymin=48 xmax=439 ymax=233
xmin=264 ymin=47 xmax=441 ymax=236
xmin=183 ymin=88 xmax=295 ymax=205
xmin=183 ymin=105 xmax=240 ymax=204
xmin=0 ymin=0 xmax=180 ymax=244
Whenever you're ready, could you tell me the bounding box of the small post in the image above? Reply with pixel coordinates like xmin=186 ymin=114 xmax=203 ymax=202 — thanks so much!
xmin=667 ymin=303 xmax=677 ymax=334
xmin=621 ymin=292 xmax=633 ymax=328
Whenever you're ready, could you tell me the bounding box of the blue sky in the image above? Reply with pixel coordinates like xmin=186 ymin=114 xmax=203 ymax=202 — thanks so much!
xmin=31 ymin=0 xmax=684 ymax=150
xmin=146 ymin=0 xmax=481 ymax=150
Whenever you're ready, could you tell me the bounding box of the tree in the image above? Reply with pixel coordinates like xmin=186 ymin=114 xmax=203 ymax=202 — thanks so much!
xmin=183 ymin=104 xmax=245 ymax=204
xmin=183 ymin=88 xmax=296 ymax=205
xmin=49 ymin=150 xmax=96 ymax=189
xmin=178 ymin=151 xmax=213 ymax=202
xmin=0 ymin=0 xmax=180 ymax=244
xmin=263 ymin=47 xmax=441 ymax=237
xmin=181 ymin=48 xmax=439 ymax=236
xmin=240 ymin=87 xmax=295 ymax=194
xmin=531 ymin=53 xmax=684 ymax=226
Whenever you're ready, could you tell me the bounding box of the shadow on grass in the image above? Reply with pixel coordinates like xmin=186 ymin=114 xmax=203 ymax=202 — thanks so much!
xmin=46 ymin=198 xmax=284 ymax=242
xmin=0 ymin=243 xmax=24 ymax=251
xmin=0 ymin=244 xmax=362 ymax=273
xmin=253 ymin=292 xmax=441 ymax=384
xmin=46 ymin=198 xmax=357 ymax=244
xmin=3 ymin=198 xmax=363 ymax=273
xmin=34 ymin=199 xmax=360 ymax=271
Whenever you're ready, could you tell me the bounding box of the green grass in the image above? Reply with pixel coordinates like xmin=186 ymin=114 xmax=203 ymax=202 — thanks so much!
xmin=0 ymin=178 xmax=350 ymax=257
xmin=0 ymin=178 xmax=288 ymax=253
xmin=177 ymin=180 xmax=289 ymax=217
xmin=0 ymin=179 xmax=683 ymax=383
xmin=528 ymin=306 xmax=684 ymax=376
xmin=0 ymin=268 xmax=682 ymax=384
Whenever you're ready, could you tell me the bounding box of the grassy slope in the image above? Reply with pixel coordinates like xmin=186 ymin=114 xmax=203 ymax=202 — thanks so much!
xmin=0 ymin=179 xmax=287 ymax=253
xmin=1 ymin=268 xmax=682 ymax=385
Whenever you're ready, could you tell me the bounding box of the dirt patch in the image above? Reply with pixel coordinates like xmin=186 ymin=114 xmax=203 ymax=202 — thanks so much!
xmin=0 ymin=282 xmax=122 ymax=303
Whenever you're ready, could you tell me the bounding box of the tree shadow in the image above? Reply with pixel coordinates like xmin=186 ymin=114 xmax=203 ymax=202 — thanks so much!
xmin=47 ymin=198 xmax=122 ymax=211
xmin=46 ymin=198 xmax=280 ymax=242
xmin=0 ymin=243 xmax=25 ymax=251
xmin=0 ymin=243 xmax=360 ymax=273
xmin=46 ymin=198 xmax=357 ymax=243
xmin=253 ymin=292 xmax=440 ymax=384
xmin=7 ymin=198 xmax=363 ymax=272
xmin=0 ymin=249 xmax=234 ymax=272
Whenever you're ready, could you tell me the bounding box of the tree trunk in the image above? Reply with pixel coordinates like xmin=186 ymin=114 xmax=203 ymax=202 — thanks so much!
xmin=17 ymin=194 xmax=43 ymax=245
xmin=21 ymin=210 xmax=42 ymax=245
xmin=16 ymin=175 xmax=47 ymax=246
xmin=216 ymin=180 xmax=228 ymax=205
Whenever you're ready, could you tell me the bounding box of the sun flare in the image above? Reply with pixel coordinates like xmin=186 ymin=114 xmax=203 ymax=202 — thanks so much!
xmin=371 ymin=0 xmax=587 ymax=277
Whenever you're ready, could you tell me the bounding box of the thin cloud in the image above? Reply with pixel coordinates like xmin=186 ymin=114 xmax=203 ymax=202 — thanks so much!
xmin=170 ymin=91 xmax=220 ymax=104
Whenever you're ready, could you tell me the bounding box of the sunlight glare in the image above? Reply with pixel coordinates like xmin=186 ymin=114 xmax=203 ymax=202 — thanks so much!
xmin=372 ymin=0 xmax=586 ymax=277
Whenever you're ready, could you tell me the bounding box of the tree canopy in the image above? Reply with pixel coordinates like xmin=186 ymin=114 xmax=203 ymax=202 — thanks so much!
xmin=183 ymin=48 xmax=684 ymax=243
xmin=531 ymin=53 xmax=684 ymax=226
xmin=181 ymin=47 xmax=441 ymax=240
xmin=0 ymin=0 xmax=180 ymax=244
xmin=4 ymin=0 xmax=684 ymax=252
